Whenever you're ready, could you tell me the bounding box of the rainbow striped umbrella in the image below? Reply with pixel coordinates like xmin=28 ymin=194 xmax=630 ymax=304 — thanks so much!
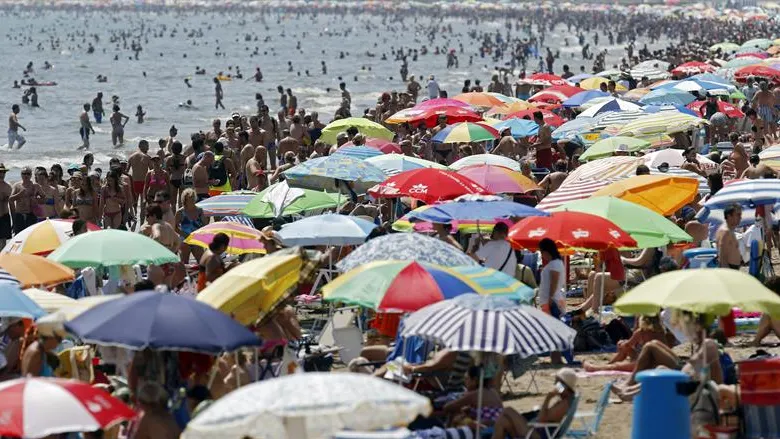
xmin=322 ymin=261 xmax=533 ymax=312
xmin=432 ymin=122 xmax=499 ymax=144
xmin=196 ymin=190 xmax=257 ymax=216
xmin=456 ymin=164 xmax=540 ymax=193
xmin=184 ymin=222 xmax=265 ymax=255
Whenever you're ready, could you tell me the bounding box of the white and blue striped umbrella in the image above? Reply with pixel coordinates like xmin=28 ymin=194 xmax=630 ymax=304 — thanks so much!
xmin=702 ymin=179 xmax=780 ymax=210
xmin=552 ymin=117 xmax=598 ymax=140
xmin=332 ymin=145 xmax=384 ymax=161
xmin=592 ymin=111 xmax=647 ymax=130
xmin=402 ymin=294 xmax=575 ymax=356
xmin=0 ymin=269 xmax=20 ymax=285
xmin=579 ymin=98 xmax=642 ymax=118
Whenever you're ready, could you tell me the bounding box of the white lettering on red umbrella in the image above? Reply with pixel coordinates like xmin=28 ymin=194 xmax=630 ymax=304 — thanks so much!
xmin=408 ymin=184 xmax=429 ymax=194
xmin=572 ymin=229 xmax=590 ymax=239
xmin=608 ymin=229 xmax=622 ymax=239
xmin=527 ymin=228 xmax=547 ymax=238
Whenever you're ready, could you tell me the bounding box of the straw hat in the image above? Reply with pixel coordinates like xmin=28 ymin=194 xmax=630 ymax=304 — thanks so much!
xmin=555 ymin=368 xmax=578 ymax=392
xmin=260 ymin=226 xmax=284 ymax=247
xmin=37 ymin=324 xmax=67 ymax=339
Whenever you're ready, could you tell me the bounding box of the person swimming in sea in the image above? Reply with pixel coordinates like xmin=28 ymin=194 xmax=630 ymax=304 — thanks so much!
xmin=179 ymin=100 xmax=194 ymax=109
xmin=136 ymin=105 xmax=145 ymax=124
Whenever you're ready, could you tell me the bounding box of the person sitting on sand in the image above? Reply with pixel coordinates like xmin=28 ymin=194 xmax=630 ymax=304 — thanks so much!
xmin=490 ymin=368 xmax=578 ymax=439
xmin=583 ymin=315 xmax=670 ymax=373
xmin=752 ymin=277 xmax=780 ymax=347
xmin=611 ymin=311 xmax=723 ymax=401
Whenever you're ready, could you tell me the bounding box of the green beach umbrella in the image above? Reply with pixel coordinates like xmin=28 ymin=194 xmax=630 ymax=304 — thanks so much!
xmin=730 ymin=89 xmax=746 ymax=100
xmin=47 ymin=229 xmax=179 ymax=268
xmin=578 ymin=136 xmax=651 ymax=162
xmin=614 ymin=269 xmax=780 ymax=317
xmin=241 ymin=182 xmax=342 ymax=218
xmin=551 ymin=196 xmax=692 ymax=249
xmin=709 ymin=42 xmax=740 ymax=53
xmin=320 ymin=117 xmax=394 ymax=144
xmin=741 ymin=38 xmax=773 ymax=49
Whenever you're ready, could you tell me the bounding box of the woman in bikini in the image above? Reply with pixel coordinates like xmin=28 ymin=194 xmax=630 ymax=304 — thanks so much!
xmin=175 ymin=188 xmax=205 ymax=265
xmin=109 ymin=104 xmax=129 ymax=147
xmin=100 ymin=169 xmax=127 ymax=229
xmin=34 ymin=167 xmax=61 ymax=220
xmin=73 ymin=173 xmax=99 ymax=224
xmin=143 ymin=156 xmax=170 ymax=207
xmin=165 ymin=141 xmax=187 ymax=210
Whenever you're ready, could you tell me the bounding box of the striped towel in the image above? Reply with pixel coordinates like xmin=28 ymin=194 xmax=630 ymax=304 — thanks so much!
xmin=413 ymin=426 xmax=474 ymax=439
xmin=221 ymin=215 xmax=255 ymax=228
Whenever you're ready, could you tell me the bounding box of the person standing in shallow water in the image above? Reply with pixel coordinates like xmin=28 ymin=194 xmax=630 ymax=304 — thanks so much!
xmin=214 ymin=77 xmax=225 ymax=110
xmin=8 ymin=104 xmax=26 ymax=149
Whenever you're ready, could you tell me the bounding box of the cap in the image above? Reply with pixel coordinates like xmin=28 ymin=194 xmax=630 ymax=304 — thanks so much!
xmin=555 ymin=368 xmax=577 ymax=392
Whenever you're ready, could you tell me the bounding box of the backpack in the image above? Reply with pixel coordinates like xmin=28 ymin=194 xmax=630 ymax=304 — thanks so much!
xmin=573 ymin=317 xmax=612 ymax=352
xmin=209 ymin=156 xmax=228 ymax=187
xmin=604 ymin=319 xmax=633 ymax=344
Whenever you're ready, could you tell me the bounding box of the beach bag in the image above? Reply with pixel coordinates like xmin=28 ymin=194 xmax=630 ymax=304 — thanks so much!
xmin=209 ymin=156 xmax=228 ymax=187
xmin=604 ymin=318 xmax=632 ymax=344
xmin=573 ymin=317 xmax=611 ymax=352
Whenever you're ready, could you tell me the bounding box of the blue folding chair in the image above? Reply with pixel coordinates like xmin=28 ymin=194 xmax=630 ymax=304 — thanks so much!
xmin=682 ymin=248 xmax=718 ymax=269
xmin=567 ymin=382 xmax=612 ymax=437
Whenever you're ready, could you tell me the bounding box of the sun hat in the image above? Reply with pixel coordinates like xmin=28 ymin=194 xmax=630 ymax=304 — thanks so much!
xmin=555 ymin=368 xmax=578 ymax=392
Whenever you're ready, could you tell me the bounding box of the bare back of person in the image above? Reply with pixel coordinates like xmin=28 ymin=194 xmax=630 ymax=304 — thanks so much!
xmin=278 ymin=136 xmax=299 ymax=158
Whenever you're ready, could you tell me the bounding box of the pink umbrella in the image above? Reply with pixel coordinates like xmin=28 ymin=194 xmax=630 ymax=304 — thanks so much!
xmin=0 ymin=377 xmax=136 ymax=438
xmin=184 ymin=221 xmax=266 ymax=255
xmin=343 ymin=138 xmax=403 ymax=154
xmin=414 ymin=98 xmax=472 ymax=109
xmin=456 ymin=164 xmax=541 ymax=194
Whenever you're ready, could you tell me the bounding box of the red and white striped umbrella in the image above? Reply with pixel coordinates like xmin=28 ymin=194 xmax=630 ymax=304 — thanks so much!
xmin=536 ymin=179 xmax=613 ymax=211
xmin=0 ymin=377 xmax=136 ymax=438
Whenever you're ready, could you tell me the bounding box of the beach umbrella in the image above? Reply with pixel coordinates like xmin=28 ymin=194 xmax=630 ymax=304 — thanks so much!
xmin=47 ymin=229 xmax=179 ymax=269
xmin=596 ymin=69 xmax=624 ymax=79
xmin=616 ymin=112 xmax=707 ymax=136
xmin=700 ymin=179 xmax=780 ymax=210
xmin=184 ymin=222 xmax=265 ymax=255
xmin=332 ymin=145 xmax=384 ymax=160
xmin=642 ymin=104 xmax=700 ymax=117
xmin=651 ymin=167 xmax=709 ymax=195
xmin=552 ymin=117 xmax=598 ymax=140
xmin=450 ymin=154 xmax=521 ymax=171
xmin=0 ymin=268 xmax=20 ymax=285
xmin=0 ymin=377 xmax=136 ymax=439
xmin=561 ymin=90 xmax=610 ymax=108
xmin=283 ymin=155 xmax=386 ymax=194
xmin=508 ymin=211 xmax=637 ymax=250
xmin=181 ymin=373 xmax=431 ymax=439
xmin=486 ymin=93 xmax=526 ymax=104
xmin=733 ymin=65 xmax=780 ymax=83
xmin=552 ymin=196 xmax=691 ymax=249
xmin=198 ymin=254 xmax=304 ymax=325
xmin=0 ymin=280 xmax=47 ymax=319
xmin=342 ymin=138 xmax=402 ymax=154
xmin=639 ymin=88 xmax=696 ymax=106
xmin=431 ymin=122 xmax=500 ymax=143
xmin=196 ymin=190 xmax=257 ymax=216
xmin=241 ymin=181 xmax=341 ymax=219
xmin=320 ymin=118 xmax=394 ymax=144
xmin=403 ymin=294 xmax=576 ymax=356
xmin=455 ymin=165 xmax=540 ymax=193
xmin=1 ymin=219 xmax=101 ymax=256
xmin=591 ymin=111 xmax=648 ymax=130
xmin=687 ymin=100 xmax=744 ymax=118
xmin=578 ymin=76 xmax=627 ymax=91
xmin=741 ymin=38 xmax=773 ymax=50
xmin=452 ymin=92 xmax=505 ymax=108
xmin=277 ymin=213 xmax=377 ymax=246
xmin=709 ymin=42 xmax=740 ymax=53
xmin=690 ymin=72 xmax=733 ymax=86
xmin=592 ymin=175 xmax=699 ymax=216
xmin=643 ymin=149 xmax=718 ymax=171
xmin=0 ymin=253 xmax=74 ymax=288
xmin=671 ymin=61 xmax=717 ymax=76
xmin=365 ymin=153 xmax=447 ymax=176
xmin=485 ymin=100 xmax=536 ymax=117
xmin=630 ymin=60 xmax=671 ymax=80
xmin=489 ymin=118 xmax=539 ymax=138
xmin=721 ymin=56 xmax=763 ymax=69
xmin=519 ymin=73 xmax=569 ymax=87
xmin=368 ymin=168 xmax=490 ymax=204
xmin=385 ymin=106 xmax=482 ymax=127
xmin=505 ymin=109 xmax=565 ymax=127
xmin=579 ymin=98 xmax=642 ymax=118
xmin=392 ymin=208 xmax=511 ymax=235
xmin=323 ymin=261 xmax=533 ymax=312
xmin=336 ymin=233 xmax=478 ymax=273
xmin=22 ymin=289 xmax=76 ymax=313
xmin=566 ymin=156 xmax=646 ymax=182
xmin=528 ymin=84 xmax=584 ymax=103
xmin=536 ymin=178 xmax=614 ymax=211
xmin=405 ymin=197 xmax=547 ymax=224
xmin=568 ymin=73 xmax=596 ymax=83
xmin=577 ymin=136 xmax=651 ymax=162
xmin=735 ymin=51 xmax=769 ymax=59
xmin=621 ymin=88 xmax=652 ymax=102
xmin=614 ymin=269 xmax=780 ymax=317
xmin=414 ymin=97 xmax=471 ymax=109
xmin=66 ymin=291 xmax=262 ymax=353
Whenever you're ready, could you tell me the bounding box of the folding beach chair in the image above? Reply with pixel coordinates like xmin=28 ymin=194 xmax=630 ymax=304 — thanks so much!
xmin=525 ymin=394 xmax=580 ymax=439
xmin=566 ymin=382 xmax=612 ymax=437
xmin=506 ymin=354 xmax=539 ymax=394
xmin=739 ymin=356 xmax=780 ymax=439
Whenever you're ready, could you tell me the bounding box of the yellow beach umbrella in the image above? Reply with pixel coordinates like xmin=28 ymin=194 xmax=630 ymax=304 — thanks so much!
xmin=197 ymin=254 xmax=302 ymax=326
xmin=0 ymin=253 xmax=75 ymax=288
xmin=592 ymin=175 xmax=699 ymax=216
xmin=34 ymin=295 xmax=121 ymax=337
xmin=485 ymin=100 xmax=536 ymax=117
xmin=578 ymin=77 xmax=627 ymax=91
xmin=452 ymin=92 xmax=506 ymax=108
xmin=22 ymin=288 xmax=76 ymax=313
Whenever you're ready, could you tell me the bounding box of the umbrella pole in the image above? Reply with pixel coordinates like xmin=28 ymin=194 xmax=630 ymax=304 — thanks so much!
xmin=476 ymin=363 xmax=484 ymax=438
xmin=598 ymin=261 xmax=606 ymax=323
xmin=235 ymin=351 xmax=241 ymax=389
xmin=207 ymin=354 xmax=220 ymax=389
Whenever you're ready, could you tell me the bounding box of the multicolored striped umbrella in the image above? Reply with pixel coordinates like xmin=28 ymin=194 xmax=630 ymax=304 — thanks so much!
xmin=450 ymin=154 xmax=521 ymax=171
xmin=2 ymin=219 xmax=101 ymax=256
xmin=536 ymin=178 xmax=614 ymax=211
xmin=578 ymin=136 xmax=651 ymax=162
xmin=184 ymin=222 xmax=265 ymax=255
xmin=617 ymin=112 xmax=707 ymax=136
xmin=365 ymin=153 xmax=448 ymax=176
xmin=332 ymin=145 xmax=384 ymax=160
xmin=196 ymin=190 xmax=257 ymax=216
xmin=452 ymin=92 xmax=506 ymax=108
xmin=283 ymin=155 xmax=387 ymax=193
xmin=592 ymin=111 xmax=647 ymax=130
xmin=385 ymin=106 xmax=482 ymax=127
xmin=456 ymin=164 xmax=539 ymax=193
xmin=323 ymin=261 xmax=532 ymax=312
xmin=431 ymin=122 xmax=499 ymax=144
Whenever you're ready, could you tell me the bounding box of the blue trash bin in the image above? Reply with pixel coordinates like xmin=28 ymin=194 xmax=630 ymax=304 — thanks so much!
xmin=632 ymin=369 xmax=691 ymax=439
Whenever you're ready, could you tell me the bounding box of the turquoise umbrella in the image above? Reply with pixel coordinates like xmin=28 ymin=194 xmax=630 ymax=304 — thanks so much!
xmin=48 ymin=229 xmax=179 ymax=268
xmin=283 ymin=155 xmax=386 ymax=193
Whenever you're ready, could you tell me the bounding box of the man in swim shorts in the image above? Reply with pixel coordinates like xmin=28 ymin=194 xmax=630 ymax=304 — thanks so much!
xmin=127 ymin=140 xmax=151 ymax=212
xmin=8 ymin=104 xmax=26 ymax=149
xmin=78 ymin=103 xmax=95 ymax=151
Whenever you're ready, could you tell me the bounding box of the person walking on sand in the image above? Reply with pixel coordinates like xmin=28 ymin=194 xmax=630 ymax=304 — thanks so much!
xmin=77 ymin=103 xmax=95 ymax=151
xmin=214 ymin=77 xmax=225 ymax=110
xmin=8 ymin=104 xmax=26 ymax=149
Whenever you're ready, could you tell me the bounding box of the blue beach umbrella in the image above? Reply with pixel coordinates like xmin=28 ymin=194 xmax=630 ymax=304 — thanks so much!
xmin=65 ymin=291 xmax=262 ymax=353
xmin=0 ymin=280 xmax=46 ymax=319
xmin=639 ymin=88 xmax=696 ymax=106
xmin=492 ymin=118 xmax=539 ymax=138
xmin=405 ymin=200 xmax=547 ymax=224
xmin=278 ymin=213 xmax=377 ymax=246
xmin=283 ymin=155 xmax=386 ymax=193
xmin=332 ymin=145 xmax=384 ymax=161
xmin=562 ymin=90 xmax=610 ymax=108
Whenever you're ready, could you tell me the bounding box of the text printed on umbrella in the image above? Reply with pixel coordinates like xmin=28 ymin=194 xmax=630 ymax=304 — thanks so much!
xmin=572 ymin=229 xmax=590 ymax=239
xmin=528 ymin=228 xmax=547 ymax=238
